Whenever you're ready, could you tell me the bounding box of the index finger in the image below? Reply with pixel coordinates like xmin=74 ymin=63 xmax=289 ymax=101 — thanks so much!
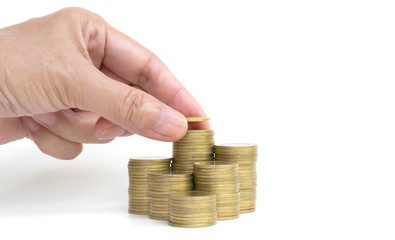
xmin=100 ymin=25 xmax=209 ymax=129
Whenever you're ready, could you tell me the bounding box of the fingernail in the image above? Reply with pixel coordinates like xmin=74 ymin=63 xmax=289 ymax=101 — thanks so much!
xmin=33 ymin=112 xmax=57 ymax=126
xmin=98 ymin=125 xmax=126 ymax=140
xmin=24 ymin=117 xmax=40 ymax=132
xmin=153 ymin=107 xmax=187 ymax=138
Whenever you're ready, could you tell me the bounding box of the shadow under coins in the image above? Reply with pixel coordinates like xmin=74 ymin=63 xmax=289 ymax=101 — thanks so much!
xmin=0 ymin=164 xmax=127 ymax=216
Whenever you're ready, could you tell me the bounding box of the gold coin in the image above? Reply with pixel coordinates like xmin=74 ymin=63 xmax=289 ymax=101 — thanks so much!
xmin=214 ymin=154 xmax=257 ymax=159
xmin=185 ymin=116 xmax=211 ymax=122
xmin=195 ymin=184 xmax=239 ymax=193
xmin=128 ymin=209 xmax=149 ymax=215
xmin=149 ymin=214 xmax=169 ymax=221
xmin=239 ymin=208 xmax=255 ymax=214
xmin=173 ymin=147 xmax=214 ymax=151
xmin=169 ymin=191 xmax=215 ymax=201
xmin=239 ymin=188 xmax=257 ymax=213
xmin=193 ymin=161 xmax=238 ymax=168
xmin=182 ymin=129 xmax=214 ymax=134
xmin=169 ymin=212 xmax=217 ymax=219
xmin=169 ymin=214 xmax=217 ymax=221
xmin=215 ymin=143 xmax=257 ymax=148
xmin=168 ymin=220 xmax=216 ymax=228
xmin=173 ymin=153 xmax=213 ymax=157
xmin=217 ymin=214 xmax=239 ymax=221
xmin=129 ymin=156 xmax=172 ymax=160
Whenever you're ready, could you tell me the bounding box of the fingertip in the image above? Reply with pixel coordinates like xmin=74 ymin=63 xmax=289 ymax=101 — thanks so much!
xmin=25 ymin=118 xmax=84 ymax=160
xmin=173 ymin=119 xmax=188 ymax=141
xmin=59 ymin=143 xmax=83 ymax=160
xmin=151 ymin=107 xmax=188 ymax=141
xmin=37 ymin=140 xmax=83 ymax=160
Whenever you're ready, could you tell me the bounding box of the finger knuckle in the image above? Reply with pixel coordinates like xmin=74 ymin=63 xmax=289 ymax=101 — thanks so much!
xmin=57 ymin=8 xmax=106 ymax=31
xmin=121 ymin=89 xmax=160 ymax=131
xmin=46 ymin=56 xmax=85 ymax=109
xmin=123 ymin=89 xmax=146 ymax=125
xmin=139 ymin=54 xmax=163 ymax=87
xmin=59 ymin=7 xmax=89 ymax=17
xmin=60 ymin=7 xmax=105 ymax=23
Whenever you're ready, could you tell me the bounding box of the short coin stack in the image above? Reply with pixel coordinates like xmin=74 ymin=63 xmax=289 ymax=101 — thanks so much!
xmin=172 ymin=128 xmax=215 ymax=173
xmin=193 ymin=162 xmax=240 ymax=220
xmin=168 ymin=191 xmax=217 ymax=228
xmin=214 ymin=143 xmax=258 ymax=213
xmin=128 ymin=157 xmax=171 ymax=215
xmin=148 ymin=172 xmax=193 ymax=220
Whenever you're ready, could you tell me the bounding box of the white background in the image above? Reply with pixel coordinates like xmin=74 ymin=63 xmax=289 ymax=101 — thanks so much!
xmin=0 ymin=0 xmax=394 ymax=239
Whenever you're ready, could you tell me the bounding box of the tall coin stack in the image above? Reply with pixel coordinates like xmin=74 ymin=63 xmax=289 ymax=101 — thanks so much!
xmin=172 ymin=120 xmax=215 ymax=173
xmin=128 ymin=157 xmax=171 ymax=215
xmin=148 ymin=172 xmax=193 ymax=220
xmin=193 ymin=162 xmax=240 ymax=220
xmin=214 ymin=143 xmax=258 ymax=213
xmin=168 ymin=191 xmax=217 ymax=228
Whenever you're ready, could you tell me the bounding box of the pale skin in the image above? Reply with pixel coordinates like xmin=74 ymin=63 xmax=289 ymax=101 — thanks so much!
xmin=0 ymin=8 xmax=209 ymax=160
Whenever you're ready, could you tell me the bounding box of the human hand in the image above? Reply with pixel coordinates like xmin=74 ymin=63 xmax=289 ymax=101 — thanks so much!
xmin=0 ymin=7 xmax=208 ymax=159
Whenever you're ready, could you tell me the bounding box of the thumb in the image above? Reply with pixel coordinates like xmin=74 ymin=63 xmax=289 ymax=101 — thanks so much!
xmin=76 ymin=68 xmax=187 ymax=141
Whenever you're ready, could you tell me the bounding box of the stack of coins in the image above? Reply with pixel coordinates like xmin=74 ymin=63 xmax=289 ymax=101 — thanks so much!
xmin=172 ymin=118 xmax=214 ymax=173
xmin=128 ymin=157 xmax=171 ymax=215
xmin=148 ymin=172 xmax=193 ymax=220
xmin=193 ymin=162 xmax=240 ymax=220
xmin=214 ymin=143 xmax=257 ymax=213
xmin=168 ymin=191 xmax=217 ymax=228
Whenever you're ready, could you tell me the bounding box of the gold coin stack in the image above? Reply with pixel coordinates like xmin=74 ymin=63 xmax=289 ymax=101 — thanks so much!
xmin=193 ymin=162 xmax=240 ymax=220
xmin=172 ymin=129 xmax=215 ymax=173
xmin=128 ymin=157 xmax=171 ymax=215
xmin=168 ymin=191 xmax=217 ymax=228
xmin=148 ymin=172 xmax=193 ymax=220
xmin=214 ymin=143 xmax=258 ymax=213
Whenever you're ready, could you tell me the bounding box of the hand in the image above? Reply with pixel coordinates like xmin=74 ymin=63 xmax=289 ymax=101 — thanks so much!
xmin=0 ymin=7 xmax=208 ymax=159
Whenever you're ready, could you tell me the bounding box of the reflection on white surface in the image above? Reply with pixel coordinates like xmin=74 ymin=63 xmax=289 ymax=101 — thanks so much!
xmin=0 ymin=142 xmax=127 ymax=216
